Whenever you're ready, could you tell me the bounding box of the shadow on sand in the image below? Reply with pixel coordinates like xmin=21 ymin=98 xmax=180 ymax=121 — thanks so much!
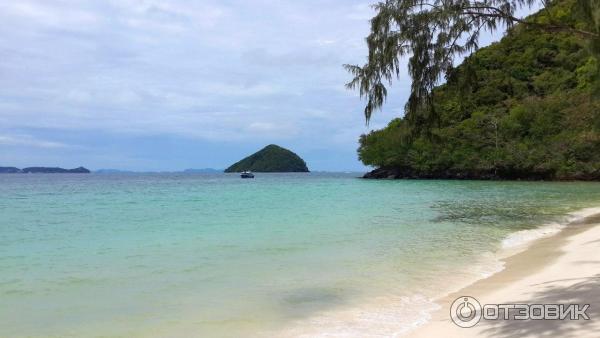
xmin=479 ymin=273 xmax=600 ymax=338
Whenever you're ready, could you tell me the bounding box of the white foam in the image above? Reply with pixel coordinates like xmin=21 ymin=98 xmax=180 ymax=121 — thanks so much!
xmin=501 ymin=222 xmax=566 ymax=249
xmin=502 ymin=206 xmax=600 ymax=250
xmin=567 ymin=206 xmax=600 ymax=222
xmin=278 ymin=294 xmax=440 ymax=338
xmin=472 ymin=251 xmax=506 ymax=279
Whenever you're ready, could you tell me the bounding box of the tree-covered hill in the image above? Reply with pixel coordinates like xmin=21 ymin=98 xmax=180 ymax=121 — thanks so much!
xmin=225 ymin=145 xmax=309 ymax=173
xmin=359 ymin=0 xmax=600 ymax=180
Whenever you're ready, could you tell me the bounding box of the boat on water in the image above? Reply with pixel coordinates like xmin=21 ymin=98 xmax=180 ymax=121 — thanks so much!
xmin=241 ymin=171 xmax=255 ymax=179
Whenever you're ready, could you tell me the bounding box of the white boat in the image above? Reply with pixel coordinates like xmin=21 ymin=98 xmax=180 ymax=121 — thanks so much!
xmin=241 ymin=171 xmax=254 ymax=178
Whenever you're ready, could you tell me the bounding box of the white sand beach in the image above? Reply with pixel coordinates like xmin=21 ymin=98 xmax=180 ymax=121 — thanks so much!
xmin=408 ymin=212 xmax=600 ymax=338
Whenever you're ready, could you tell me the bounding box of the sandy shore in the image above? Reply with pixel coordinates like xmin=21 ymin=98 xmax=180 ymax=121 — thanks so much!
xmin=408 ymin=212 xmax=600 ymax=338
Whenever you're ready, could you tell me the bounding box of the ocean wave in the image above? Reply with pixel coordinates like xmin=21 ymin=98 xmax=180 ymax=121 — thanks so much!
xmin=502 ymin=206 xmax=600 ymax=250
xmin=501 ymin=222 xmax=566 ymax=249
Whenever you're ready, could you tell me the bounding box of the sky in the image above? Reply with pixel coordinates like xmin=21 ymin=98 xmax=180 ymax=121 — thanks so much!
xmin=0 ymin=1 xmax=535 ymax=171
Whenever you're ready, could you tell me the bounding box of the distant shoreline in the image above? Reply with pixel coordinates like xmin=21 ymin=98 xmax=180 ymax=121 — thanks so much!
xmin=0 ymin=166 xmax=90 ymax=174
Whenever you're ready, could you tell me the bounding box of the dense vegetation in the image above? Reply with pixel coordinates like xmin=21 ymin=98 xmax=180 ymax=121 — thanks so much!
xmin=346 ymin=0 xmax=599 ymax=123
xmin=225 ymin=145 xmax=309 ymax=173
xmin=359 ymin=1 xmax=600 ymax=180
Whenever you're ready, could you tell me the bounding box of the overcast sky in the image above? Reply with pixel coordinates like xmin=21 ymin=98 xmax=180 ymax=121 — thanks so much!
xmin=0 ymin=1 xmax=532 ymax=171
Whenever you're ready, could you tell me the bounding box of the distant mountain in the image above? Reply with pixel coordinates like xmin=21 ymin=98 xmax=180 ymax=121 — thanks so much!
xmin=0 ymin=166 xmax=91 ymax=174
xmin=0 ymin=167 xmax=22 ymax=173
xmin=183 ymin=168 xmax=223 ymax=173
xmin=224 ymin=144 xmax=309 ymax=173
xmin=22 ymin=167 xmax=91 ymax=173
xmin=95 ymin=169 xmax=136 ymax=174
xmin=95 ymin=168 xmax=224 ymax=174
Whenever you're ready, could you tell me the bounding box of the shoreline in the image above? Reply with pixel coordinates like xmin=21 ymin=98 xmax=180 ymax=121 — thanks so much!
xmin=406 ymin=207 xmax=600 ymax=338
xmin=276 ymin=207 xmax=600 ymax=338
xmin=361 ymin=167 xmax=600 ymax=181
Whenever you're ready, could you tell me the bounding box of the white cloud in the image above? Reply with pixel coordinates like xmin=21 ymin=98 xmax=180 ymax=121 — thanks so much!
xmin=0 ymin=134 xmax=69 ymax=149
xmin=0 ymin=0 xmax=412 ymax=169
xmin=0 ymin=1 xmax=543 ymax=170
xmin=0 ymin=0 xmax=377 ymax=141
xmin=247 ymin=122 xmax=277 ymax=132
xmin=0 ymin=1 xmax=100 ymax=27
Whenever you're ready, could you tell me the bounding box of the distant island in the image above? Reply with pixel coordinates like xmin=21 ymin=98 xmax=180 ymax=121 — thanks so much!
xmin=95 ymin=169 xmax=135 ymax=174
xmin=0 ymin=167 xmax=91 ymax=174
xmin=225 ymin=144 xmax=309 ymax=173
xmin=93 ymin=168 xmax=224 ymax=174
xmin=184 ymin=168 xmax=223 ymax=173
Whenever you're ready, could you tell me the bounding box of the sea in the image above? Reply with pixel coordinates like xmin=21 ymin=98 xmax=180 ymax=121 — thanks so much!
xmin=2 ymin=173 xmax=600 ymax=337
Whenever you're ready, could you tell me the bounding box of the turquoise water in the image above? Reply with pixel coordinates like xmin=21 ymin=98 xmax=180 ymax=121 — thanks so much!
xmin=2 ymin=173 xmax=600 ymax=337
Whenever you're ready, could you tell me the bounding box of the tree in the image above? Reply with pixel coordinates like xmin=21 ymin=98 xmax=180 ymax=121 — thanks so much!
xmin=345 ymin=0 xmax=600 ymax=124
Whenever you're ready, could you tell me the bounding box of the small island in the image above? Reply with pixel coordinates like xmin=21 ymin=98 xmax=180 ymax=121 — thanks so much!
xmin=224 ymin=144 xmax=309 ymax=173
xmin=0 ymin=166 xmax=91 ymax=174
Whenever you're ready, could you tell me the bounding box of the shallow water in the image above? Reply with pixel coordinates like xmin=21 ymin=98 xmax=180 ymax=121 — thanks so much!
xmin=1 ymin=173 xmax=600 ymax=337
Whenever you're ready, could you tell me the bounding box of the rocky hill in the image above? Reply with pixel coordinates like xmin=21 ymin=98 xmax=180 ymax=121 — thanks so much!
xmin=225 ymin=145 xmax=309 ymax=173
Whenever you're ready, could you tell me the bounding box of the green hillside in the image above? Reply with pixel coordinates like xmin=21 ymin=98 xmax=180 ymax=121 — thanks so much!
xmin=225 ymin=145 xmax=309 ymax=173
xmin=359 ymin=0 xmax=600 ymax=180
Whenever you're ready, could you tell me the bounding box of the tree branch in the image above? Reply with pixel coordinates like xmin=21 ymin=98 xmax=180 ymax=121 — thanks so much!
xmin=462 ymin=6 xmax=599 ymax=38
